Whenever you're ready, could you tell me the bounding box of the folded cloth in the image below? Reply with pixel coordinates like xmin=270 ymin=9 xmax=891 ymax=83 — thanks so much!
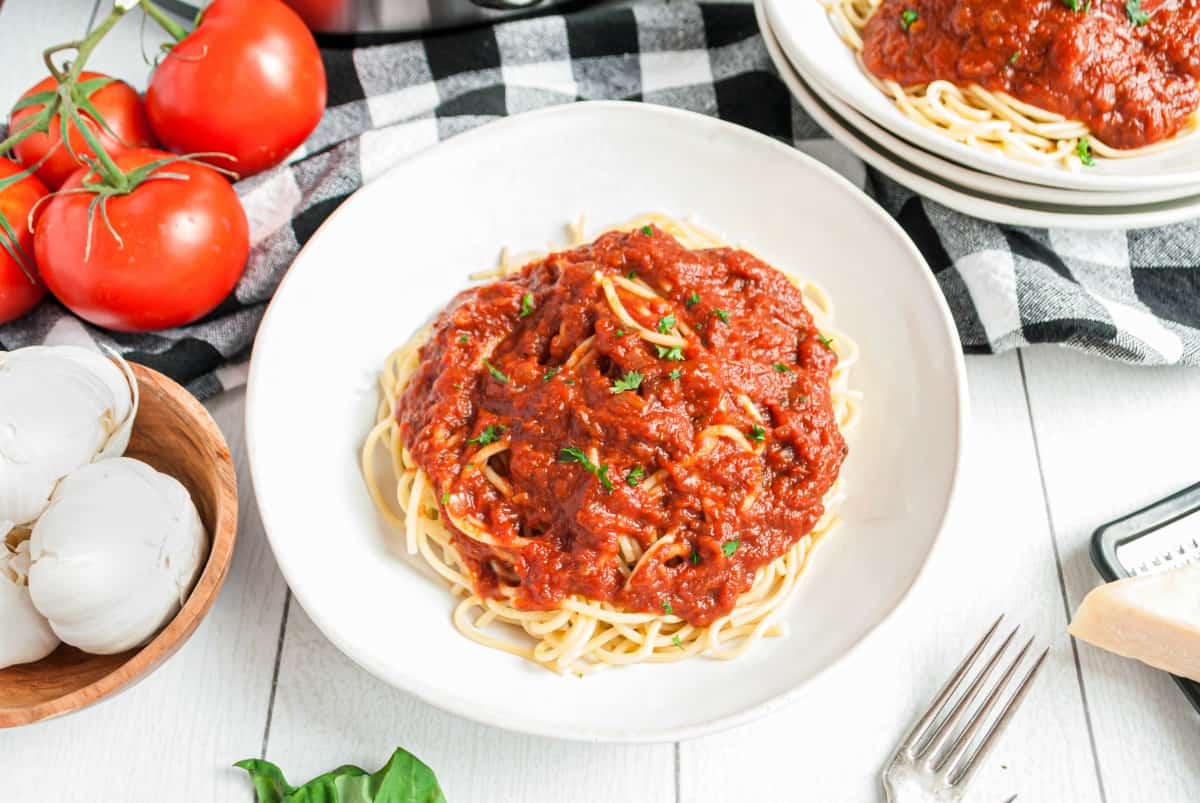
xmin=2 ymin=2 xmax=1197 ymax=397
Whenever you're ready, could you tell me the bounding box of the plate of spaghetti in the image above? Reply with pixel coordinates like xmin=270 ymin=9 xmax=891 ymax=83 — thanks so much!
xmin=765 ymin=0 xmax=1200 ymax=191
xmin=246 ymin=101 xmax=966 ymax=741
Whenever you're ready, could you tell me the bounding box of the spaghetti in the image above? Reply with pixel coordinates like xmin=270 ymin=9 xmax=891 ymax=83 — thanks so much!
xmin=362 ymin=215 xmax=860 ymax=674
xmin=825 ymin=0 xmax=1200 ymax=170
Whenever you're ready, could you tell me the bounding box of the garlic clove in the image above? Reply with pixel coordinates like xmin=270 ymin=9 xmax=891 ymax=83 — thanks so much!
xmin=95 ymin=345 xmax=139 ymax=461
xmin=0 ymin=346 xmax=139 ymax=526
xmin=28 ymin=458 xmax=207 ymax=655
xmin=0 ymin=540 xmax=60 ymax=670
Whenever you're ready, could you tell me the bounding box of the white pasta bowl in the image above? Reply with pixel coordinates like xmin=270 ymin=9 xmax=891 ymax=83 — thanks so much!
xmin=764 ymin=0 xmax=1200 ymax=193
xmin=245 ymin=101 xmax=966 ymax=742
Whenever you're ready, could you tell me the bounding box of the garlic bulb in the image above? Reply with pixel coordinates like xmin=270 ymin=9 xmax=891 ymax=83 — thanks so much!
xmin=28 ymin=458 xmax=208 ymax=655
xmin=0 ymin=346 xmax=138 ymax=527
xmin=0 ymin=530 xmax=60 ymax=669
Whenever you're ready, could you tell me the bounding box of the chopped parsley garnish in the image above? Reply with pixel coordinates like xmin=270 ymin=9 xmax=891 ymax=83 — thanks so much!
xmin=563 ymin=379 xmax=576 ymax=385
xmin=626 ymin=465 xmax=646 ymax=487
xmin=900 ymin=8 xmax=918 ymax=29
xmin=672 ymin=635 xmax=684 ymax=650
xmin=1008 ymin=51 xmax=1021 ymax=65
xmin=669 ymin=368 xmax=682 ymax=380
xmin=1063 ymin=0 xmax=1090 ymax=11
xmin=519 ymin=292 xmax=535 ymax=318
xmin=467 ymin=423 xmax=506 ymax=446
xmin=685 ymin=291 xmax=700 ymax=307
xmin=641 ymin=224 xmax=653 ymax=236
xmin=483 ymin=360 xmax=508 ymax=383
xmin=749 ymin=425 xmax=766 ymax=443
xmin=1125 ymin=0 xmax=1150 ymax=24
xmin=596 ymin=463 xmax=614 ymax=492
xmin=816 ymin=333 xmax=835 ymax=349
xmin=690 ymin=549 xmax=701 ymax=565
xmin=657 ymin=314 xmax=676 ymax=334
xmin=798 ymin=394 xmax=810 ymax=405
xmin=458 ymin=333 xmax=469 ymax=344
xmin=722 ymin=540 xmax=741 ymax=557
xmin=615 ymin=328 xmax=625 ymax=337
xmin=712 ymin=308 xmax=730 ymax=324
xmin=773 ymin=363 xmax=793 ymax=373
xmin=441 ymin=491 xmax=449 ymax=505
xmin=558 ymin=445 xmax=612 ymax=491
xmin=1077 ymin=137 xmax=1095 ymax=167
xmin=626 ymin=270 xmax=637 ymax=279
xmin=610 ymin=370 xmax=644 ymax=394
xmin=662 ymin=599 xmax=673 ymax=614
xmin=655 ymin=344 xmax=685 ymax=361
xmin=543 ymin=366 xmax=560 ymax=382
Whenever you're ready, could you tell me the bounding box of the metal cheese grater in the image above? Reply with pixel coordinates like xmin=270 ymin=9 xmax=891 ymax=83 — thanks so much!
xmin=1090 ymin=481 xmax=1200 ymax=714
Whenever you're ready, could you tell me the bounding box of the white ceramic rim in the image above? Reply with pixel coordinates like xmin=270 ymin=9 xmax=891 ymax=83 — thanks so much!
xmin=245 ymin=100 xmax=969 ymax=742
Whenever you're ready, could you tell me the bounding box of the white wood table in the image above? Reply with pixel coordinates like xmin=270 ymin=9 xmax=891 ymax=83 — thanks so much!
xmin=2 ymin=2 xmax=1198 ymax=800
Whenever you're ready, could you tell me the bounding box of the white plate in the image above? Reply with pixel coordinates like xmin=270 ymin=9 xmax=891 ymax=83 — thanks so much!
xmin=764 ymin=0 xmax=1200 ymax=192
xmin=758 ymin=3 xmax=1200 ymax=230
xmin=245 ymin=101 xmax=966 ymax=742
xmin=798 ymin=61 xmax=1200 ymax=207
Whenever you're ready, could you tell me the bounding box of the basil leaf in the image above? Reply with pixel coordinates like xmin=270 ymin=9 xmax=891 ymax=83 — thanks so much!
xmin=236 ymin=747 xmax=446 ymax=803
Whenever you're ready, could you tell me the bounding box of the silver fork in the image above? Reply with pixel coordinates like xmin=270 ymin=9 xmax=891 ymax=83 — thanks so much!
xmin=882 ymin=616 xmax=1049 ymax=803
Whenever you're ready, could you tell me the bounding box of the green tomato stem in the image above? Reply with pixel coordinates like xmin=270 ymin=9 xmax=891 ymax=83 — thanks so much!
xmin=139 ymin=0 xmax=189 ymax=43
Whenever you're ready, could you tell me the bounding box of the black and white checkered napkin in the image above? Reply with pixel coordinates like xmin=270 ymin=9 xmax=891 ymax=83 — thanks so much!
xmin=3 ymin=2 xmax=1198 ymax=397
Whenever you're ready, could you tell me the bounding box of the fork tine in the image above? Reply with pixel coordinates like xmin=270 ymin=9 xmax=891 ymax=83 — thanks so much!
xmin=899 ymin=615 xmax=1003 ymax=756
xmin=938 ymin=636 xmax=1034 ymax=776
xmin=921 ymin=626 xmax=1020 ymax=766
xmin=951 ymin=646 xmax=1051 ymax=788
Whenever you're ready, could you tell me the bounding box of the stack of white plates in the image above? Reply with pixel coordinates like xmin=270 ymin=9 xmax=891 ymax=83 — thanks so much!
xmin=756 ymin=0 xmax=1200 ymax=230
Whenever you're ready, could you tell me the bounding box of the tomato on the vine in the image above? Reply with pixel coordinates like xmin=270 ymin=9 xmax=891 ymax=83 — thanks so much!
xmin=34 ymin=149 xmax=249 ymax=333
xmin=0 ymin=159 xmax=48 ymax=324
xmin=9 ymin=72 xmax=155 ymax=190
xmin=146 ymin=0 xmax=326 ymax=179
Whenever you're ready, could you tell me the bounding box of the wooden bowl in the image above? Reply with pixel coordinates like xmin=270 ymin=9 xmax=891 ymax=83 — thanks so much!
xmin=0 ymin=362 xmax=237 ymax=728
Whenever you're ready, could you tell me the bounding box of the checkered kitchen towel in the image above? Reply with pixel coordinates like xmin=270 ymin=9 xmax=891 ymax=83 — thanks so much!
xmin=3 ymin=2 xmax=1199 ymax=397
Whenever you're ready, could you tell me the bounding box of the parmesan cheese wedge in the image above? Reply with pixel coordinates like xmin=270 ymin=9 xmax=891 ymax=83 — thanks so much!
xmin=1069 ymin=564 xmax=1200 ymax=682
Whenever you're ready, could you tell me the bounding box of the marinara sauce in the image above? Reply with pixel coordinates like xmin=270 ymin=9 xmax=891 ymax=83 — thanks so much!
xmin=396 ymin=228 xmax=846 ymax=627
xmin=861 ymin=0 xmax=1200 ymax=149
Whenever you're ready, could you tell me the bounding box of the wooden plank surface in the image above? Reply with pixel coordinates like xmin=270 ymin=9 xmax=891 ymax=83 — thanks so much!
xmin=1022 ymin=347 xmax=1200 ymax=803
xmin=2 ymin=1 xmax=1198 ymax=800
xmin=681 ymin=353 xmax=1104 ymax=803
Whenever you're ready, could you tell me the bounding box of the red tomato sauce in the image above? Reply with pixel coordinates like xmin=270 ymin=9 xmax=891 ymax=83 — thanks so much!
xmin=396 ymin=228 xmax=847 ymax=626
xmin=860 ymin=0 xmax=1200 ymax=149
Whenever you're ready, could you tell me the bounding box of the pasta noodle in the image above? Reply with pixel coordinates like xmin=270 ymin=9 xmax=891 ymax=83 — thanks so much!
xmin=362 ymin=214 xmax=861 ymax=675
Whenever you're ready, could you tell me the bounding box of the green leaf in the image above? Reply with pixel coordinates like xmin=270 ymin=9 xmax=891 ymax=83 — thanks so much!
xmin=672 ymin=635 xmax=684 ymax=650
xmin=662 ymin=599 xmax=673 ymax=614
xmin=519 ymin=291 xmax=535 ymax=318
xmin=236 ymin=747 xmax=447 ymax=803
xmin=772 ymin=363 xmax=792 ymax=373
xmin=722 ymin=540 xmax=741 ymax=556
xmin=816 ymin=333 xmax=834 ymax=349
xmin=712 ymin=308 xmax=730 ymax=324
xmin=669 ymin=369 xmax=682 ymax=381
xmin=440 ymin=491 xmax=449 ymax=505
xmin=467 ymin=423 xmax=506 ymax=446
xmin=483 ymin=360 xmax=508 ymax=383
xmin=610 ymin=370 xmax=643 ymax=394
xmin=1076 ymin=137 xmax=1095 ymax=167
xmin=655 ymin=345 xmax=685 ymax=361
xmin=900 ymin=8 xmax=918 ymax=28
xmin=1125 ymin=0 xmax=1150 ymax=23
xmin=641 ymin=224 xmax=653 ymax=236
xmin=626 ymin=465 xmax=646 ymax=487
xmin=657 ymin=314 xmax=676 ymax=334
xmin=597 ymin=463 xmax=614 ymax=492
xmin=542 ymin=366 xmax=559 ymax=382
xmin=685 ymin=291 xmax=700 ymax=307
xmin=457 ymin=333 xmax=469 ymax=345
xmin=749 ymin=425 xmax=766 ymax=443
